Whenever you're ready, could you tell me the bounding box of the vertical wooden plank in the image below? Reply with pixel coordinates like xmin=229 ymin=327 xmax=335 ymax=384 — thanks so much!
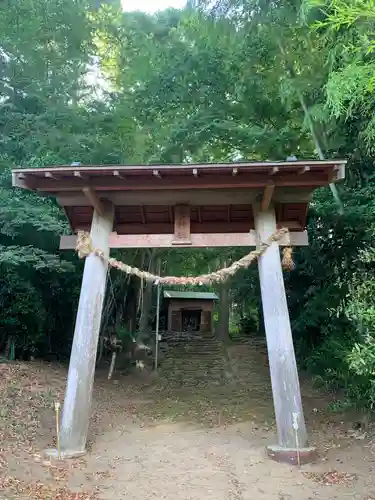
xmin=202 ymin=310 xmax=212 ymax=333
xmin=199 ymin=310 xmax=204 ymax=331
xmin=254 ymin=203 xmax=314 ymax=464
xmin=167 ymin=303 xmax=172 ymax=331
xmin=173 ymin=204 xmax=191 ymax=244
xmin=47 ymin=204 xmax=114 ymax=458
xmin=171 ymin=310 xmax=181 ymax=331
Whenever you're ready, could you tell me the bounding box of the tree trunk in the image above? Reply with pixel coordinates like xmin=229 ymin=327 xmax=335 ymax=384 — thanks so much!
xmin=138 ymin=250 xmax=156 ymax=339
xmin=217 ymin=258 xmax=230 ymax=340
xmin=126 ymin=281 xmax=139 ymax=333
xmin=218 ymin=279 xmax=230 ymax=341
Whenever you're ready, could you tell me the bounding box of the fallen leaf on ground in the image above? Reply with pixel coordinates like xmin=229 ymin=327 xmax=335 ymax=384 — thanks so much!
xmin=302 ymin=470 xmax=358 ymax=486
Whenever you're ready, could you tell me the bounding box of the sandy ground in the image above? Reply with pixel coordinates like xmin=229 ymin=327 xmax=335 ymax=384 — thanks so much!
xmin=1 ymin=341 xmax=375 ymax=499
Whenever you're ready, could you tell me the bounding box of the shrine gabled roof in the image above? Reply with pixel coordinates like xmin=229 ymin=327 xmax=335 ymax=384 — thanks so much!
xmin=11 ymin=160 xmax=346 ymax=237
xmin=12 ymin=159 xmax=346 ymax=193
xmin=163 ymin=291 xmax=218 ymax=300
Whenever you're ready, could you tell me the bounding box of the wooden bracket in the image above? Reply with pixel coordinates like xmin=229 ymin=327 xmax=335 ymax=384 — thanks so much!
xmin=269 ymin=167 xmax=279 ymax=176
xmin=261 ymin=184 xmax=275 ymax=212
xmin=45 ymin=172 xmax=59 ymax=180
xmin=298 ymin=166 xmax=310 ymax=175
xmin=74 ymin=171 xmax=86 ymax=180
xmin=82 ymin=187 xmax=105 ymax=217
xmin=113 ymin=170 xmax=125 ymax=180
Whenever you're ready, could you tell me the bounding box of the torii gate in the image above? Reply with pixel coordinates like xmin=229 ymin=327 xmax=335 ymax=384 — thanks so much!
xmin=12 ymin=159 xmax=346 ymax=464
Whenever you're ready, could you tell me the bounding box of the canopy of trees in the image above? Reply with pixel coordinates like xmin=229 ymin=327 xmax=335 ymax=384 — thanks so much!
xmin=1 ymin=0 xmax=375 ymax=409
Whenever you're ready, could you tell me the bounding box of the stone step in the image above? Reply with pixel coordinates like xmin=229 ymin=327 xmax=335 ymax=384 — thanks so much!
xmin=161 ymin=350 xmax=222 ymax=356
xmin=158 ymin=335 xmax=231 ymax=387
xmin=161 ymin=337 xmax=223 ymax=347
xmin=161 ymin=340 xmax=223 ymax=347
xmin=162 ymin=352 xmax=223 ymax=359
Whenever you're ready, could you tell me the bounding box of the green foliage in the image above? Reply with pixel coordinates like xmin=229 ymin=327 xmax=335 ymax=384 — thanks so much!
xmin=2 ymin=0 xmax=375 ymax=414
xmin=326 ymin=63 xmax=375 ymax=118
xmin=305 ymin=0 xmax=375 ymax=31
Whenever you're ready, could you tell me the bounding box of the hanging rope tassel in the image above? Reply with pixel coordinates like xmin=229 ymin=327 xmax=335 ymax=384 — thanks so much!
xmin=282 ymin=247 xmax=294 ymax=271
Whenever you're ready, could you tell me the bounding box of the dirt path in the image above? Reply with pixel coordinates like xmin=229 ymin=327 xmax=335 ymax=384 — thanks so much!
xmin=1 ymin=341 xmax=375 ymax=499
xmin=75 ymin=421 xmax=375 ymax=500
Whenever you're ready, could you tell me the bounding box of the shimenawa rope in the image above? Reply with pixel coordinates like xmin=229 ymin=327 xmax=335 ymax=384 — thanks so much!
xmin=76 ymin=228 xmax=293 ymax=285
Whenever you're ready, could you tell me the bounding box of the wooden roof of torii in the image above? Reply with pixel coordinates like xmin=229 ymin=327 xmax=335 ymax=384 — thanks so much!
xmin=12 ymin=159 xmax=346 ymax=248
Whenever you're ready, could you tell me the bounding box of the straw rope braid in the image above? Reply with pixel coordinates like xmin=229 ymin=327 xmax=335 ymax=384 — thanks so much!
xmin=76 ymin=228 xmax=294 ymax=285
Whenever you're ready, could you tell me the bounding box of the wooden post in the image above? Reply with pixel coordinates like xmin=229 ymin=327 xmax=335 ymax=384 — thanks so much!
xmin=46 ymin=204 xmax=114 ymax=459
xmin=155 ymin=284 xmax=161 ymax=370
xmin=254 ymin=204 xmax=316 ymax=465
xmin=172 ymin=204 xmax=191 ymax=245
xmin=218 ymin=280 xmax=230 ymax=340
xmin=155 ymin=258 xmax=161 ymax=370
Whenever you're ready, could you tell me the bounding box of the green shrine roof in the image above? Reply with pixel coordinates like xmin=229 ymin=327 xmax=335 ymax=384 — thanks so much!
xmin=163 ymin=291 xmax=218 ymax=301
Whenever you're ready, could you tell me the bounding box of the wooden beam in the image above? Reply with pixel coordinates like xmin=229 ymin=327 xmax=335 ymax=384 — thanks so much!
xmin=60 ymin=230 xmax=308 ymax=249
xmin=173 ymin=204 xmax=191 ymax=244
xmin=56 ymin=189 xmax=312 ymax=207
xmin=12 ymin=159 xmax=347 ymax=176
xmin=277 ymin=220 xmax=303 ymax=230
xmin=33 ymin=172 xmax=329 ymax=192
xmin=82 ymin=187 xmax=105 ymax=217
xmin=261 ymin=184 xmax=275 ymax=212
xmin=114 ymin=222 xmax=249 ymax=234
xmin=114 ymin=220 xmax=303 ymax=234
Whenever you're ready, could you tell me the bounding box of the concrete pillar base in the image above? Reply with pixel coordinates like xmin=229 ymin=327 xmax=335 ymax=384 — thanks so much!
xmin=266 ymin=445 xmax=317 ymax=465
xmin=44 ymin=448 xmax=86 ymax=460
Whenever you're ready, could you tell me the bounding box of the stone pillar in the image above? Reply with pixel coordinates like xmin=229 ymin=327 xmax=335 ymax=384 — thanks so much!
xmin=46 ymin=204 xmax=114 ymax=458
xmin=254 ymin=204 xmax=316 ymax=465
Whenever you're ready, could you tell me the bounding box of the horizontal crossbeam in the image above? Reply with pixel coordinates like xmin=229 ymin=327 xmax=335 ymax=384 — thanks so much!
xmin=60 ymin=230 xmax=308 ymax=249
